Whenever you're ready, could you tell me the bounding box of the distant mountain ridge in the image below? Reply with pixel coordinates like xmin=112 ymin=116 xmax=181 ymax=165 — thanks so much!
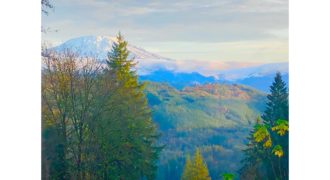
xmin=217 ymin=62 xmax=288 ymax=81
xmin=139 ymin=67 xmax=288 ymax=92
xmin=139 ymin=69 xmax=217 ymax=89
xmin=53 ymin=35 xmax=289 ymax=92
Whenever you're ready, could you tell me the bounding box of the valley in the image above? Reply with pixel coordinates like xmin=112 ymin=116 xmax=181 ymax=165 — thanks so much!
xmin=144 ymin=82 xmax=267 ymax=179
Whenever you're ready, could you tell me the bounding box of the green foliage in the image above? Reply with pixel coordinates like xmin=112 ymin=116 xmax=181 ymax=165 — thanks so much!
xmin=253 ymin=124 xmax=272 ymax=148
xmin=272 ymin=119 xmax=289 ymax=136
xmin=192 ymin=149 xmax=211 ymax=180
xmin=181 ymin=149 xmax=211 ymax=180
xmin=272 ymin=145 xmax=284 ymax=158
xmin=181 ymin=155 xmax=193 ymax=180
xmin=222 ymin=173 xmax=234 ymax=180
xmin=262 ymin=72 xmax=288 ymax=126
xmin=240 ymin=73 xmax=289 ymax=180
xmin=145 ymin=82 xmax=266 ymax=130
xmin=95 ymin=33 xmax=161 ymax=179
xmin=157 ymin=128 xmax=251 ymax=180
xmin=239 ymin=117 xmax=267 ymax=180
xmin=145 ymin=82 xmax=267 ymax=179
xmin=241 ymin=119 xmax=288 ymax=178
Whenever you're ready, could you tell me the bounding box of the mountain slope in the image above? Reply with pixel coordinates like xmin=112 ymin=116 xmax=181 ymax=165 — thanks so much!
xmin=53 ymin=35 xmax=176 ymax=75
xmin=144 ymin=82 xmax=267 ymax=179
xmin=145 ymin=82 xmax=266 ymax=131
xmin=54 ymin=35 xmax=167 ymax=60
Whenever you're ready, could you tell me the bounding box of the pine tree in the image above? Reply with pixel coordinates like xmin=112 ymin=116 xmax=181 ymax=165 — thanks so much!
xmin=181 ymin=155 xmax=193 ymax=180
xmin=240 ymin=73 xmax=289 ymax=179
xmin=192 ymin=149 xmax=211 ymax=180
xmin=262 ymin=72 xmax=289 ymax=179
xmin=106 ymin=32 xmax=138 ymax=86
xmin=262 ymin=72 xmax=288 ymax=126
xmin=239 ymin=116 xmax=267 ymax=179
xmin=181 ymin=149 xmax=211 ymax=180
xmin=97 ymin=32 xmax=161 ymax=179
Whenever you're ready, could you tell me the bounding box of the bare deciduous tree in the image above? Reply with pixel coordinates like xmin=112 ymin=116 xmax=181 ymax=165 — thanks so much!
xmin=42 ymin=49 xmax=108 ymax=179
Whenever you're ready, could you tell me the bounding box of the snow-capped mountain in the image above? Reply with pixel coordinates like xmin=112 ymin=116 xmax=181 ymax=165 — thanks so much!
xmin=53 ymin=35 xmax=177 ymax=75
xmin=54 ymin=35 xmax=166 ymax=60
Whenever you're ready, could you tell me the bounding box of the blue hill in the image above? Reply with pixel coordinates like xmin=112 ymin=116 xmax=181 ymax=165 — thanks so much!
xmin=139 ymin=69 xmax=288 ymax=93
xmin=139 ymin=69 xmax=217 ymax=89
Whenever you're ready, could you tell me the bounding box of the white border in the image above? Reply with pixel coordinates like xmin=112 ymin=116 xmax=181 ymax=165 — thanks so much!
xmin=0 ymin=0 xmax=41 ymax=179
xmin=1 ymin=0 xmax=330 ymax=179
xmin=290 ymin=0 xmax=330 ymax=179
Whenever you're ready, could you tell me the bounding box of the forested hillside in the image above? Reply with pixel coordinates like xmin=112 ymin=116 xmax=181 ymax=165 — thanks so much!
xmin=143 ymin=82 xmax=267 ymax=179
xmin=145 ymin=82 xmax=266 ymax=130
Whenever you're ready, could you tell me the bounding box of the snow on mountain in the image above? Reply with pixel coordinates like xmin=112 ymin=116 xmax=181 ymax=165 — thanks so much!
xmin=54 ymin=35 xmax=166 ymax=60
xmin=53 ymin=35 xmax=177 ymax=74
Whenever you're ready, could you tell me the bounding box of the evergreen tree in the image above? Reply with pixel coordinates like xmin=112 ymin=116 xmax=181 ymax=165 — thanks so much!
xmin=181 ymin=149 xmax=211 ymax=180
xmin=181 ymin=155 xmax=193 ymax=180
xmin=262 ymin=72 xmax=288 ymax=126
xmin=192 ymin=149 xmax=211 ymax=180
xmin=262 ymin=72 xmax=288 ymax=179
xmin=98 ymin=32 xmax=161 ymax=179
xmin=240 ymin=73 xmax=289 ymax=180
xmin=239 ymin=116 xmax=267 ymax=179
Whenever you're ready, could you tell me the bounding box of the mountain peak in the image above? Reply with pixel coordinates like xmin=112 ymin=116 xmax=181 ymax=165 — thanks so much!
xmin=53 ymin=35 xmax=168 ymax=61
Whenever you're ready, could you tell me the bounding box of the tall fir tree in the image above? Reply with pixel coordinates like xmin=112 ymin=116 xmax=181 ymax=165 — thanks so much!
xmin=192 ymin=149 xmax=211 ymax=180
xmin=181 ymin=149 xmax=211 ymax=180
xmin=262 ymin=72 xmax=288 ymax=126
xmin=262 ymin=72 xmax=288 ymax=179
xmin=240 ymin=73 xmax=289 ymax=179
xmin=97 ymin=32 xmax=161 ymax=179
xmin=181 ymin=155 xmax=193 ymax=180
xmin=239 ymin=116 xmax=267 ymax=179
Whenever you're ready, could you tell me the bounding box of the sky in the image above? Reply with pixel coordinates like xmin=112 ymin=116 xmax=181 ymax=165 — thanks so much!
xmin=42 ymin=0 xmax=288 ymax=64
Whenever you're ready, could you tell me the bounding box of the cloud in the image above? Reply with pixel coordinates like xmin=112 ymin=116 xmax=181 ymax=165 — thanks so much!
xmin=42 ymin=0 xmax=288 ymax=63
xmin=136 ymin=58 xmax=262 ymax=77
xmin=44 ymin=0 xmax=287 ymax=42
xmin=137 ymin=40 xmax=288 ymax=62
